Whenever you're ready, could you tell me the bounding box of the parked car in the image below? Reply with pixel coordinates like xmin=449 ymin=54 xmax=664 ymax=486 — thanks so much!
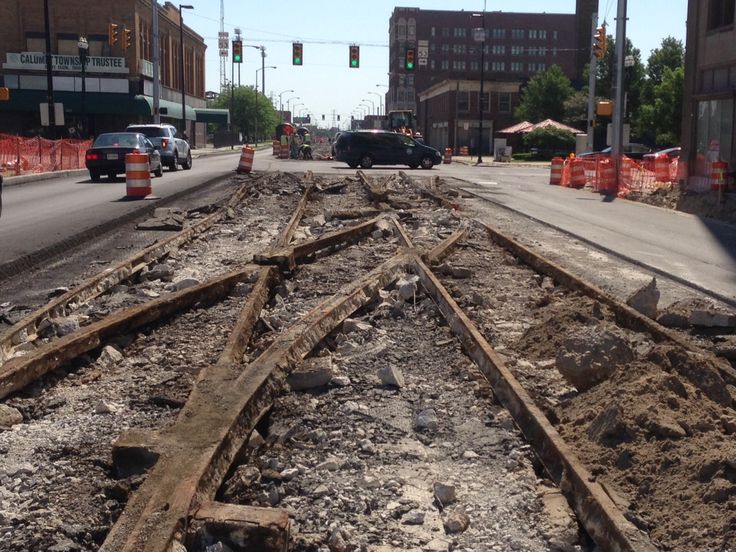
xmin=85 ymin=132 xmax=163 ymax=182
xmin=578 ymin=143 xmax=653 ymax=161
xmin=334 ymin=130 xmax=442 ymax=169
xmin=642 ymin=147 xmax=681 ymax=171
xmin=125 ymin=124 xmax=192 ymax=171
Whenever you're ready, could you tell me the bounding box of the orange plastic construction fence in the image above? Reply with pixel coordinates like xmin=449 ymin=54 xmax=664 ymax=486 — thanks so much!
xmin=0 ymin=134 xmax=92 ymax=176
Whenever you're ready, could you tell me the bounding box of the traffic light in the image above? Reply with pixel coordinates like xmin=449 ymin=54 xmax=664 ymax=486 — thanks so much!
xmin=349 ymin=45 xmax=359 ymax=68
xmin=405 ymin=49 xmax=415 ymax=70
xmin=593 ymin=26 xmax=607 ymax=60
xmin=292 ymin=42 xmax=303 ymax=65
xmin=123 ymin=28 xmax=133 ymax=50
xmin=108 ymin=23 xmax=119 ymax=47
xmin=232 ymin=40 xmax=242 ymax=63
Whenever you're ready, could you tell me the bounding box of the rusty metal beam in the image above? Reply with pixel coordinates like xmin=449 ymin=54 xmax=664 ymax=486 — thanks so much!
xmin=100 ymin=253 xmax=412 ymax=551
xmin=188 ymin=501 xmax=289 ymax=552
xmin=475 ymin=220 xmax=736 ymax=387
xmin=0 ymin=265 xmax=260 ymax=399
xmin=356 ymin=170 xmax=389 ymax=204
xmin=389 ymin=216 xmax=415 ymax=249
xmin=280 ymin=182 xmax=315 ymax=246
xmin=398 ymin=171 xmax=460 ymax=210
xmin=411 ymin=254 xmax=658 ymax=552
xmin=254 ymin=217 xmax=383 ymax=270
xmin=0 ymin=179 xmax=255 ymax=364
xmin=423 ymin=223 xmax=469 ymax=266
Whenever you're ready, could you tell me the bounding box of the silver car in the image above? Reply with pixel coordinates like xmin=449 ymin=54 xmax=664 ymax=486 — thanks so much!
xmin=125 ymin=124 xmax=192 ymax=171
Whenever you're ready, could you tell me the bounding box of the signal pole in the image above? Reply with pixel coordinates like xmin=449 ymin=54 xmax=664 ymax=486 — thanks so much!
xmin=43 ymin=0 xmax=56 ymax=137
xmin=611 ymin=0 xmax=628 ymax=191
xmin=586 ymin=12 xmax=598 ymax=153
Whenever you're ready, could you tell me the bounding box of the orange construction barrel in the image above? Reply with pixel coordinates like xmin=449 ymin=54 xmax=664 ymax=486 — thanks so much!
xmin=569 ymin=158 xmax=586 ymax=189
xmin=237 ymin=146 xmax=255 ymax=173
xmin=549 ymin=157 xmax=564 ymax=185
xmin=443 ymin=147 xmax=452 ymax=164
xmin=711 ymin=161 xmax=728 ymax=192
xmin=125 ymin=153 xmax=152 ymax=198
xmin=272 ymin=140 xmax=280 ymax=156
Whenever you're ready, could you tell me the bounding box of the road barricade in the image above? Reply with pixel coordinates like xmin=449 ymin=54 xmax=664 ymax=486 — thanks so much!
xmin=596 ymin=158 xmax=616 ymax=194
xmin=459 ymin=146 xmax=469 ymax=156
xmin=569 ymin=158 xmax=586 ymax=188
xmin=272 ymin=140 xmax=279 ymax=156
xmin=443 ymin=148 xmax=452 ymax=164
xmin=654 ymin=155 xmax=671 ymax=183
xmin=237 ymin=146 xmax=255 ymax=173
xmin=0 ymin=134 xmax=91 ymax=175
xmin=549 ymin=157 xmax=563 ymax=185
xmin=125 ymin=153 xmax=152 ymax=198
xmin=711 ymin=161 xmax=728 ymax=192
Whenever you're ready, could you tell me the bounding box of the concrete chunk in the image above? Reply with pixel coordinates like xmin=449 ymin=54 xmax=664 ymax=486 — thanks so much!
xmin=287 ymin=356 xmax=334 ymax=391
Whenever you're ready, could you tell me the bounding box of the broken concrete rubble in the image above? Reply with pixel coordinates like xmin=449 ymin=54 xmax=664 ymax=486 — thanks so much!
xmin=626 ymin=277 xmax=660 ymax=319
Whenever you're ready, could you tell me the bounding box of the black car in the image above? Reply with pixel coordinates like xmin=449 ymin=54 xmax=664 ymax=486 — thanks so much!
xmin=85 ymin=132 xmax=163 ymax=182
xmin=334 ymin=130 xmax=442 ymax=169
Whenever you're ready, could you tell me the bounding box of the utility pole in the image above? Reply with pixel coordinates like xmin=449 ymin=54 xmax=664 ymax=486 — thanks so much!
xmin=611 ymin=0 xmax=628 ymax=191
xmin=43 ymin=0 xmax=56 ymax=138
xmin=152 ymin=0 xmax=160 ymax=123
xmin=586 ymin=12 xmax=598 ymax=153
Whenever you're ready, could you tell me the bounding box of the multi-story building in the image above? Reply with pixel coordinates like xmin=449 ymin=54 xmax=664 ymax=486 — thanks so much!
xmin=680 ymin=0 xmax=736 ymax=190
xmin=0 ymin=0 xmax=226 ymax=145
xmin=387 ymin=2 xmax=596 ymax=154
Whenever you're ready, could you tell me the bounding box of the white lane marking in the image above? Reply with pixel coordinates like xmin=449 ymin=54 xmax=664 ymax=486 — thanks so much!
xmin=477 ymin=181 xmax=498 ymax=186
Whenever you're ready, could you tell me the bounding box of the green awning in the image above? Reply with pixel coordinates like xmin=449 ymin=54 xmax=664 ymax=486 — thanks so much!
xmin=0 ymin=90 xmax=198 ymax=121
xmin=134 ymin=95 xmax=197 ymax=121
xmin=195 ymin=107 xmax=230 ymax=124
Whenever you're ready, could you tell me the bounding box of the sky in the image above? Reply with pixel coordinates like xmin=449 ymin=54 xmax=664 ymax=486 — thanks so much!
xmin=180 ymin=0 xmax=688 ymax=128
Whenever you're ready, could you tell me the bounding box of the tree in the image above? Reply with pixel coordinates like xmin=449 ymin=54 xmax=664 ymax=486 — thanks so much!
xmin=515 ymin=65 xmax=574 ymax=123
xmin=522 ymin=126 xmax=575 ymax=157
xmin=642 ymin=37 xmax=684 ymax=105
xmin=212 ymin=86 xmax=279 ymax=142
xmin=635 ymin=66 xmax=684 ymax=147
xmin=563 ymin=91 xmax=589 ymax=129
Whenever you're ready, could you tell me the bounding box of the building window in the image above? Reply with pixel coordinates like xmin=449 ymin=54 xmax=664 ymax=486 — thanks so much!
xmin=539 ymin=30 xmax=547 ymax=39
xmin=708 ymin=0 xmax=735 ymax=30
xmin=457 ymin=91 xmax=469 ymax=112
xmin=441 ymin=60 xmax=449 ymax=70
xmin=470 ymin=61 xmax=479 ymax=71
xmin=540 ymin=47 xmax=547 ymax=56
xmin=529 ymin=30 xmax=538 ymax=39
xmin=511 ymin=29 xmax=525 ymax=40
xmin=552 ymin=47 xmax=558 ymax=57
xmin=511 ymin=45 xmax=523 ymax=56
xmin=492 ymin=28 xmax=506 ymax=39
xmin=553 ymin=30 xmax=558 ymax=40
xmin=481 ymin=92 xmax=490 ymax=112
xmin=492 ymin=45 xmax=505 ymax=55
xmin=492 ymin=62 xmax=505 ymax=71
xmin=528 ymin=47 xmax=538 ymax=56
xmin=441 ymin=44 xmax=450 ymax=53
xmin=511 ymin=62 xmax=523 ymax=72
xmin=430 ymin=43 xmax=436 ymax=52
xmin=430 ymin=59 xmax=436 ymax=70
xmin=408 ymin=18 xmax=416 ymax=39
xmin=696 ymin=99 xmax=733 ymax=175
xmin=431 ymin=26 xmax=436 ymax=37
xmin=499 ymin=92 xmax=512 ymax=113
xmin=442 ymin=27 xmax=450 ymax=38
xmin=397 ymin=18 xmax=407 ymax=40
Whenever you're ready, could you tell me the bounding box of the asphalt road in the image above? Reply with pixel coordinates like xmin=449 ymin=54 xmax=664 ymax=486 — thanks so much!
xmin=2 ymin=148 xmax=734 ymax=303
xmin=0 ymin=151 xmax=241 ymax=266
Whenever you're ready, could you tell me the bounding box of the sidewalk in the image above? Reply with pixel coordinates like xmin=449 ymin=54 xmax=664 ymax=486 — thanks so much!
xmin=450 ymin=155 xmax=551 ymax=169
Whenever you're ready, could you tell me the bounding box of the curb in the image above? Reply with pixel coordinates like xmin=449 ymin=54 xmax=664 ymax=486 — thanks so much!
xmin=4 ymin=169 xmax=88 ymax=187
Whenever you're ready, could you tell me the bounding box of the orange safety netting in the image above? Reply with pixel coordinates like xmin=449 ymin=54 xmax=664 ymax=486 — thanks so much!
xmin=0 ymin=134 xmax=92 ymax=175
xmin=561 ymin=154 xmax=682 ymax=197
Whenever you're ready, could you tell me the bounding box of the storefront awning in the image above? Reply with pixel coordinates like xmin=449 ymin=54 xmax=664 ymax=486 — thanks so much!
xmin=195 ymin=107 xmax=230 ymax=124
xmin=0 ymin=89 xmax=197 ymax=121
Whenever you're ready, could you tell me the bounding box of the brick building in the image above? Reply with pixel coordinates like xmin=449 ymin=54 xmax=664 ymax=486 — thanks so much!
xmin=0 ymin=0 xmax=225 ymax=144
xmin=388 ymin=2 xmax=596 ymax=154
xmin=680 ymin=0 xmax=736 ymax=190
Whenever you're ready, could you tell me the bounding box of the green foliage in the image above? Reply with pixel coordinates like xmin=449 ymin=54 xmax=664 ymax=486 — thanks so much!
xmin=515 ymin=65 xmax=574 ymax=123
xmin=563 ymin=91 xmax=589 ymax=129
xmin=522 ymin=126 xmax=575 ymax=157
xmin=635 ymin=66 xmax=684 ymax=147
xmin=211 ymin=86 xmax=279 ymax=141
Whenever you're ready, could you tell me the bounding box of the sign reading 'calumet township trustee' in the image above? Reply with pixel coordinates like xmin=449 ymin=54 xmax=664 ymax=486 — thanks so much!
xmin=2 ymin=52 xmax=129 ymax=74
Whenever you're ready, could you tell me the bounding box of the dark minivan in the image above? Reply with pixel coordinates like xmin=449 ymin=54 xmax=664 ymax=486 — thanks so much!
xmin=334 ymin=130 xmax=442 ymax=169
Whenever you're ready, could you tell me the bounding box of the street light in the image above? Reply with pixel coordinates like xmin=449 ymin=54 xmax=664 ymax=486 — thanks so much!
xmin=472 ymin=3 xmax=487 ymax=164
xmin=367 ymin=91 xmax=383 ymax=116
xmin=286 ymin=96 xmax=300 ymax=122
xmin=179 ymin=4 xmax=194 ymax=138
xmin=361 ymin=98 xmax=375 ymax=116
xmin=253 ymin=65 xmax=276 ymax=145
xmin=292 ymin=103 xmax=304 ymax=122
xmin=278 ymin=89 xmax=294 ymax=122
xmin=77 ymin=36 xmax=89 ymax=137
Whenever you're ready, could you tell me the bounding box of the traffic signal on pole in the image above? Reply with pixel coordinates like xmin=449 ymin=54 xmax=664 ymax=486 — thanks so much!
xmin=405 ymin=48 xmax=415 ymax=70
xmin=123 ymin=28 xmax=133 ymax=50
xmin=232 ymin=40 xmax=242 ymax=63
xmin=108 ymin=23 xmax=119 ymax=47
xmin=593 ymin=26 xmax=607 ymax=60
xmin=349 ymin=45 xmax=359 ymax=68
xmin=292 ymin=42 xmax=303 ymax=65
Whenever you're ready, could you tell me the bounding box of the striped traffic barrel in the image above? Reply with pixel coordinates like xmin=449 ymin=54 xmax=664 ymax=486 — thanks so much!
xmin=237 ymin=146 xmax=255 ymax=173
xmin=549 ymin=157 xmax=564 ymax=185
xmin=125 ymin=153 xmax=151 ymax=198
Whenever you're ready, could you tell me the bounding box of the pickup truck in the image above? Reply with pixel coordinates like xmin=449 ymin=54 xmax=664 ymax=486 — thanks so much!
xmin=125 ymin=124 xmax=192 ymax=171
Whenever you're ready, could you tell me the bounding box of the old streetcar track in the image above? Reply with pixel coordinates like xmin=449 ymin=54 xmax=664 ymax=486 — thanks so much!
xmin=0 ymin=170 xmax=734 ymax=551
